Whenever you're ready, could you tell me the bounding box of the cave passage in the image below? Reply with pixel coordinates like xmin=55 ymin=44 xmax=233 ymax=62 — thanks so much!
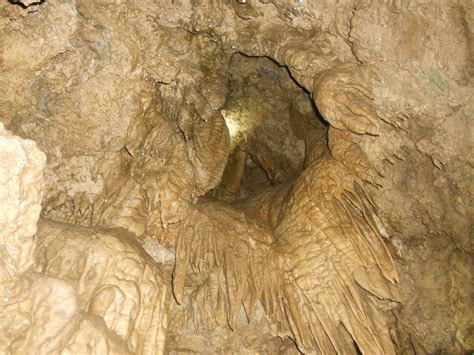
xmin=206 ymin=54 xmax=326 ymax=202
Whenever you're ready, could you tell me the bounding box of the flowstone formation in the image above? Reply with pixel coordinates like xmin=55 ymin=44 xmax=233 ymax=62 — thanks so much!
xmin=0 ymin=123 xmax=168 ymax=354
xmin=1 ymin=0 xmax=473 ymax=354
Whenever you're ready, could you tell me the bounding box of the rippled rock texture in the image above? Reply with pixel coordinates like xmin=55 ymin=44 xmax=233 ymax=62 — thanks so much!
xmin=1 ymin=0 xmax=472 ymax=353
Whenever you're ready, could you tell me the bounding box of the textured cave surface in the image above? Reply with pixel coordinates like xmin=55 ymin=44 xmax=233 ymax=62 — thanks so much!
xmin=0 ymin=0 xmax=473 ymax=354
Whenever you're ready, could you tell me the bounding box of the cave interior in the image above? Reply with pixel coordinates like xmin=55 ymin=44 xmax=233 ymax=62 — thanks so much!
xmin=0 ymin=0 xmax=473 ymax=354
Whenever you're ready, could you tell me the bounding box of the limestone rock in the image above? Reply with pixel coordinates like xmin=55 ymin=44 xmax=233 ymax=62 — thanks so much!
xmin=1 ymin=0 xmax=473 ymax=353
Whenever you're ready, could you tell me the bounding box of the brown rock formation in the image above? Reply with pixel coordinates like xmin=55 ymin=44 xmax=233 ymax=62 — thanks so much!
xmin=0 ymin=0 xmax=472 ymax=353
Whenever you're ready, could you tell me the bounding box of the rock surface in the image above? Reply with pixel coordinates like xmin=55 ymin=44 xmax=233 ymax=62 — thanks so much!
xmin=0 ymin=123 xmax=168 ymax=354
xmin=0 ymin=0 xmax=473 ymax=353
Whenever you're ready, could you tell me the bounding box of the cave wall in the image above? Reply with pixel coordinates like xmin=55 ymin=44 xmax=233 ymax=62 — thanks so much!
xmin=1 ymin=0 xmax=473 ymax=353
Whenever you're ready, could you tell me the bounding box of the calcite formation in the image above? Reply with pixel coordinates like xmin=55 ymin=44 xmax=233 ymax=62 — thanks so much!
xmin=1 ymin=0 xmax=473 ymax=354
xmin=0 ymin=123 xmax=168 ymax=354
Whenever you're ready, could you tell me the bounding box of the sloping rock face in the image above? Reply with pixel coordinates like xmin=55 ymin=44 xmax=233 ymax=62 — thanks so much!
xmin=0 ymin=0 xmax=472 ymax=353
xmin=0 ymin=123 xmax=169 ymax=354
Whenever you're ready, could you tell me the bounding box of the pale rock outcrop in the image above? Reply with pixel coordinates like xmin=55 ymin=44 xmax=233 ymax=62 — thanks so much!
xmin=0 ymin=124 xmax=168 ymax=354
xmin=0 ymin=123 xmax=81 ymax=354
xmin=34 ymin=219 xmax=169 ymax=354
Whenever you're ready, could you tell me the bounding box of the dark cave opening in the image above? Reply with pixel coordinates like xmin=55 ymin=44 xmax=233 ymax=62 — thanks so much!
xmin=204 ymin=54 xmax=327 ymax=202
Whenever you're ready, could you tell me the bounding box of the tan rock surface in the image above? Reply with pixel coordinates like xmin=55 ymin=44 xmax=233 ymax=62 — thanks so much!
xmin=0 ymin=124 xmax=168 ymax=354
xmin=35 ymin=218 xmax=169 ymax=354
xmin=1 ymin=0 xmax=473 ymax=353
